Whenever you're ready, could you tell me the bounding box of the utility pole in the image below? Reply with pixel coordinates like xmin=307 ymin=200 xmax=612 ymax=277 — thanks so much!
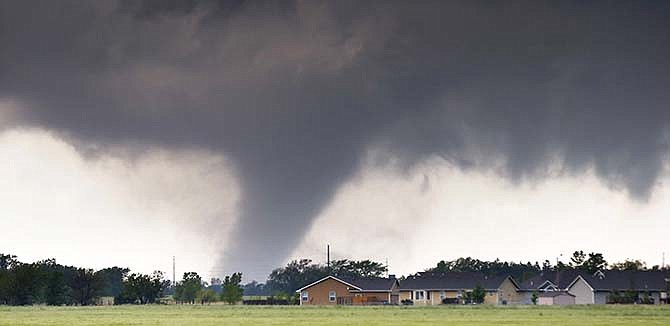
xmin=385 ymin=258 xmax=389 ymax=278
xmin=327 ymin=244 xmax=330 ymax=269
xmin=555 ymin=253 xmax=563 ymax=285
xmin=663 ymin=252 xmax=665 ymax=269
xmin=173 ymin=256 xmax=176 ymax=287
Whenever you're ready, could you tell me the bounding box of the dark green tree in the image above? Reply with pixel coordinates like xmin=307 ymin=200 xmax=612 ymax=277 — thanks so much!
xmin=39 ymin=259 xmax=69 ymax=305
xmin=556 ymin=261 xmax=570 ymax=271
xmin=174 ymin=272 xmax=202 ymax=304
xmin=0 ymin=272 xmax=7 ymax=305
xmin=221 ymin=272 xmax=243 ymax=304
xmin=97 ymin=267 xmax=130 ymax=298
xmin=427 ymin=257 xmax=542 ymax=280
xmin=68 ymin=268 xmax=105 ymax=306
xmin=266 ymin=259 xmax=327 ymax=295
xmin=8 ymin=262 xmax=45 ymax=305
xmin=471 ymin=284 xmax=486 ymax=304
xmin=582 ymin=253 xmax=607 ymax=273
xmin=531 ymin=291 xmax=538 ymax=305
xmin=570 ymin=251 xmax=586 ymax=267
xmin=199 ymin=289 xmax=219 ymax=304
xmin=117 ymin=271 xmax=167 ymax=304
xmin=610 ymin=259 xmax=646 ymax=271
xmin=0 ymin=254 xmax=18 ymax=270
xmin=0 ymin=253 xmax=18 ymax=305
xmin=242 ymin=281 xmax=267 ymax=296
xmin=348 ymin=260 xmax=387 ymax=278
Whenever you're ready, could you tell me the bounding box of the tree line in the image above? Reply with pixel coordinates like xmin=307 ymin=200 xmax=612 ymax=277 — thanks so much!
xmin=0 ymin=254 xmax=131 ymax=306
xmin=1 ymin=251 xmax=666 ymax=306
xmin=425 ymin=251 xmax=667 ymax=281
xmin=0 ymin=253 xmax=243 ymax=306
xmin=172 ymin=271 xmax=244 ymax=305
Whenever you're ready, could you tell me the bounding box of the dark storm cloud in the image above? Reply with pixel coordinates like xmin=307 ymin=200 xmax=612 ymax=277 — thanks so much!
xmin=2 ymin=0 xmax=670 ymax=279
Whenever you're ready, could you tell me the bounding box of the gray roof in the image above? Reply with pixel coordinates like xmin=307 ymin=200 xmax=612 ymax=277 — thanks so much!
xmin=576 ymin=270 xmax=667 ymax=291
xmin=522 ymin=270 xmax=668 ymax=292
xmin=399 ymin=272 xmax=515 ymax=291
xmin=519 ymin=270 xmax=583 ymax=290
xmin=344 ymin=277 xmax=398 ymax=292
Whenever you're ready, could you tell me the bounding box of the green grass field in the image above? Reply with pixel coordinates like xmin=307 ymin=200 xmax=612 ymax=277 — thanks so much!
xmin=1 ymin=305 xmax=670 ymax=325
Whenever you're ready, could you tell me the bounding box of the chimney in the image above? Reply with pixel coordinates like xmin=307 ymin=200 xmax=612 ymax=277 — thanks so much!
xmin=389 ymin=274 xmax=396 ymax=279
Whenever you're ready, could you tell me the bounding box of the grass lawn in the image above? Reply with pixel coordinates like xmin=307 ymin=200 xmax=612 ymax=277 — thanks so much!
xmin=1 ymin=304 xmax=670 ymax=325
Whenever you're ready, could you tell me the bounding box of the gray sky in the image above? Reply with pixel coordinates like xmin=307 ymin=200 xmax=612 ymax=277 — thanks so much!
xmin=1 ymin=1 xmax=669 ymax=281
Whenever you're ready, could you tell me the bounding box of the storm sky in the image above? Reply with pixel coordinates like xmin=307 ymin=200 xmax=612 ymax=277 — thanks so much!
xmin=1 ymin=1 xmax=670 ymax=281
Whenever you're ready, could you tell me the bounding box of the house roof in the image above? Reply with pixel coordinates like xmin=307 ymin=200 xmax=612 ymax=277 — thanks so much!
xmin=295 ymin=276 xmax=361 ymax=293
xmin=569 ymin=270 xmax=667 ymax=291
xmin=537 ymin=291 xmax=575 ymax=298
xmin=399 ymin=272 xmax=517 ymax=291
xmin=295 ymin=275 xmax=398 ymax=293
xmin=519 ymin=270 xmax=583 ymax=290
xmin=344 ymin=277 xmax=399 ymax=292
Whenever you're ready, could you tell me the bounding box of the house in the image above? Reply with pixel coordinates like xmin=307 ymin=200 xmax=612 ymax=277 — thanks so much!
xmin=296 ymin=269 xmax=668 ymax=306
xmin=517 ymin=270 xmax=583 ymax=304
xmin=537 ymin=291 xmax=576 ymax=305
xmin=296 ymin=275 xmax=400 ymax=305
xmin=566 ymin=270 xmax=667 ymax=304
xmin=398 ymin=272 xmax=522 ymax=305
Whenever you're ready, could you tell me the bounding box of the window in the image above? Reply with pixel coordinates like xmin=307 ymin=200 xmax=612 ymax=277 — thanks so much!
xmin=426 ymin=291 xmax=431 ymax=300
xmin=329 ymin=290 xmax=336 ymax=302
xmin=415 ymin=290 xmax=425 ymax=301
xmin=301 ymin=291 xmax=309 ymax=302
xmin=440 ymin=291 xmax=446 ymax=300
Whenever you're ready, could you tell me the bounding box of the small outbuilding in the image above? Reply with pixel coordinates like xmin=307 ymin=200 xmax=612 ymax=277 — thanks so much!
xmin=537 ymin=291 xmax=575 ymax=305
xmin=95 ymin=296 xmax=115 ymax=306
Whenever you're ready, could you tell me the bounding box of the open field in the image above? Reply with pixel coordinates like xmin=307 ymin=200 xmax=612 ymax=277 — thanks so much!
xmin=1 ymin=305 xmax=670 ymax=325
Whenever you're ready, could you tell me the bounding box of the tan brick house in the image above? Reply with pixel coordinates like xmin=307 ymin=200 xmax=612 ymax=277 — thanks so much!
xmin=296 ymin=275 xmax=400 ymax=305
xmin=398 ymin=272 xmax=522 ymax=305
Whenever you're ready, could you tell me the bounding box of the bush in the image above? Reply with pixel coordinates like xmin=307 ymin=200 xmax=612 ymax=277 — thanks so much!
xmin=531 ymin=291 xmax=538 ymax=305
xmin=198 ymin=289 xmax=218 ymax=304
xmin=401 ymin=299 xmax=413 ymax=305
xmin=461 ymin=291 xmax=472 ymax=304
xmin=471 ymin=285 xmax=486 ymax=304
xmin=441 ymin=297 xmax=460 ymax=304
xmin=607 ymin=290 xmax=639 ymax=304
xmin=640 ymin=291 xmax=654 ymax=304
xmin=242 ymin=295 xmax=299 ymax=305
